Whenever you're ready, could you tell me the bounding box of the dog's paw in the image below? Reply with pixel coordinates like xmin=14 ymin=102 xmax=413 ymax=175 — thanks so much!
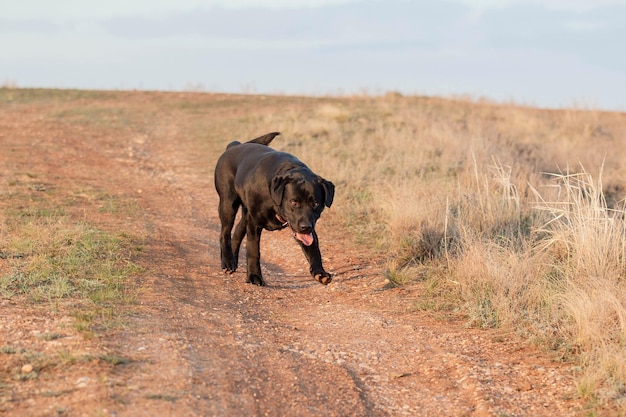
xmin=314 ymin=272 xmax=332 ymax=285
xmin=222 ymin=266 xmax=236 ymax=274
xmin=221 ymin=259 xmax=238 ymax=274
xmin=246 ymin=274 xmax=266 ymax=286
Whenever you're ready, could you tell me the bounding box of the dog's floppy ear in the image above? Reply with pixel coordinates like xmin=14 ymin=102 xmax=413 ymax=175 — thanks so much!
xmin=271 ymin=174 xmax=289 ymax=206
xmin=320 ymin=178 xmax=335 ymax=208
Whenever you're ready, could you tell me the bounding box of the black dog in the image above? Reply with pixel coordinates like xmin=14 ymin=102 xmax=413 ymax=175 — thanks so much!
xmin=214 ymin=132 xmax=335 ymax=286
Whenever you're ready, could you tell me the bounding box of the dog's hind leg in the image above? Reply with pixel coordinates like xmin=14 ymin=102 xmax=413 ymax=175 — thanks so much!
xmin=218 ymin=196 xmax=240 ymax=273
xmin=231 ymin=207 xmax=248 ymax=270
xmin=245 ymin=223 xmax=265 ymax=286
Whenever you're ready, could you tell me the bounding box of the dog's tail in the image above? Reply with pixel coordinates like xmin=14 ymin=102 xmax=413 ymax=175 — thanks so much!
xmin=226 ymin=132 xmax=280 ymax=150
xmin=248 ymin=131 xmax=280 ymax=145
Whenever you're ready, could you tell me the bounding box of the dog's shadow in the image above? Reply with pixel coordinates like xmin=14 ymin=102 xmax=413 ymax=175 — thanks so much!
xmin=250 ymin=257 xmax=373 ymax=290
xmin=259 ymin=261 xmax=318 ymax=290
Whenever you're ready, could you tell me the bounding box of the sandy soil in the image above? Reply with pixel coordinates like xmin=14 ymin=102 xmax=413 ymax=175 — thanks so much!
xmin=0 ymin=91 xmax=583 ymax=416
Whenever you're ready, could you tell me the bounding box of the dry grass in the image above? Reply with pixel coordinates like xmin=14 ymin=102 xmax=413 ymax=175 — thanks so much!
xmin=3 ymin=87 xmax=626 ymax=412
xmin=258 ymin=95 xmax=626 ymax=412
xmin=0 ymin=173 xmax=143 ymax=336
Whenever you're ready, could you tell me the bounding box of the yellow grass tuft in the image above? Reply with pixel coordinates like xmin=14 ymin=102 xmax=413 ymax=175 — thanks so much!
xmin=263 ymin=95 xmax=626 ymax=411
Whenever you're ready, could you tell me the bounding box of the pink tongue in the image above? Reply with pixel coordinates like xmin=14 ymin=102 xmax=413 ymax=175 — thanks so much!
xmin=295 ymin=232 xmax=314 ymax=246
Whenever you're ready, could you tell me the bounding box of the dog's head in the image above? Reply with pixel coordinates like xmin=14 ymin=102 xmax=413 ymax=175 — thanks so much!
xmin=271 ymin=168 xmax=335 ymax=246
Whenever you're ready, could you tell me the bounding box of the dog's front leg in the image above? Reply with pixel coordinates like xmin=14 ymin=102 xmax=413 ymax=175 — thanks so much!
xmin=299 ymin=231 xmax=332 ymax=285
xmin=245 ymin=223 xmax=265 ymax=286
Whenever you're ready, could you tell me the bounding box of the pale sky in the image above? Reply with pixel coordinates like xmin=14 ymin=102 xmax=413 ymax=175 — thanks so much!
xmin=2 ymin=0 xmax=625 ymax=110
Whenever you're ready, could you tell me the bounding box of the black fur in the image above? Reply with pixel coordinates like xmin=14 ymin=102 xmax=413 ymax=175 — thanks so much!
xmin=214 ymin=132 xmax=335 ymax=286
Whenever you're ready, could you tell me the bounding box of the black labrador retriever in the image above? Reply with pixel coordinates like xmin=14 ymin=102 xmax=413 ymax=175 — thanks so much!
xmin=214 ymin=132 xmax=335 ymax=286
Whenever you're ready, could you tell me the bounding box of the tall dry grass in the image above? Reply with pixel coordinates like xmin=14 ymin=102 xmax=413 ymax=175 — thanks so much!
xmin=3 ymin=88 xmax=625 ymax=411
xmin=531 ymin=170 xmax=626 ymax=408
xmin=256 ymin=94 xmax=626 ymax=411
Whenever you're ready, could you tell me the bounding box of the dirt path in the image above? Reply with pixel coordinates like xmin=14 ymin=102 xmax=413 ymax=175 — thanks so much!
xmin=1 ymin=92 xmax=583 ymax=416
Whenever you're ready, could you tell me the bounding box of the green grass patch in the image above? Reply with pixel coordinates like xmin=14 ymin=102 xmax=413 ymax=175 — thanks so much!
xmin=145 ymin=393 xmax=178 ymax=402
xmin=97 ymin=354 xmax=133 ymax=366
xmin=36 ymin=332 xmax=64 ymax=341
xmin=1 ymin=220 xmax=140 ymax=304
xmin=1 ymin=194 xmax=143 ymax=334
xmin=0 ymin=346 xmax=18 ymax=355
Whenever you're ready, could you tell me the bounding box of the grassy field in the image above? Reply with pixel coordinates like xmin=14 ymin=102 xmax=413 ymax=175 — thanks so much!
xmin=0 ymin=184 xmax=143 ymax=337
xmin=2 ymin=88 xmax=626 ymax=412
xmin=263 ymin=94 xmax=626 ymax=411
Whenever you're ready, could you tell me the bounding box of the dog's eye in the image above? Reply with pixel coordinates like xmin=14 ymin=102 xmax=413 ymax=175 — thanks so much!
xmin=312 ymin=201 xmax=320 ymax=209
xmin=290 ymin=199 xmax=299 ymax=207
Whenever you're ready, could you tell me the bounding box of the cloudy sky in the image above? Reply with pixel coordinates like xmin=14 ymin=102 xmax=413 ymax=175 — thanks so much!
xmin=2 ymin=0 xmax=625 ymax=110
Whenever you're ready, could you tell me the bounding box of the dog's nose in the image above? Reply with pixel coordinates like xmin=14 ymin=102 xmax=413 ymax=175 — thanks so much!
xmin=298 ymin=222 xmax=313 ymax=234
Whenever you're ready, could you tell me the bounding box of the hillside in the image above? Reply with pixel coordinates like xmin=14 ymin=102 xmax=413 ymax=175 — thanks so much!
xmin=2 ymin=88 xmax=625 ymax=416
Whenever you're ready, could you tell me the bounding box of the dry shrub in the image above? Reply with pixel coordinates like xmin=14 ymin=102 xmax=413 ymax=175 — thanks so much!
xmin=531 ymin=170 xmax=626 ymax=408
xmin=443 ymin=164 xmax=626 ymax=407
xmin=259 ymin=94 xmax=626 ymax=410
